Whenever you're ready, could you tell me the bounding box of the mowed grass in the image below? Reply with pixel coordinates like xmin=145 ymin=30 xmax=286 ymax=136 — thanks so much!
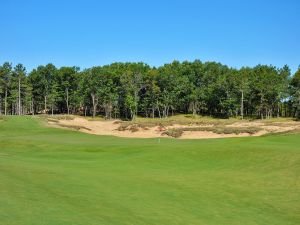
xmin=0 ymin=116 xmax=299 ymax=225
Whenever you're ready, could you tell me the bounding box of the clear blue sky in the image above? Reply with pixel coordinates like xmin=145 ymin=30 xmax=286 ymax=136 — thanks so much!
xmin=1 ymin=0 xmax=299 ymax=73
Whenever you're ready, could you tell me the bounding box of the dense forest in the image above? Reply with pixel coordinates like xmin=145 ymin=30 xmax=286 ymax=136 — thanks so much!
xmin=0 ymin=60 xmax=299 ymax=120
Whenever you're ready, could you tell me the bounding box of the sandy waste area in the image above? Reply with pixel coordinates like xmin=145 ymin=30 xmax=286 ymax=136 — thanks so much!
xmin=48 ymin=117 xmax=300 ymax=139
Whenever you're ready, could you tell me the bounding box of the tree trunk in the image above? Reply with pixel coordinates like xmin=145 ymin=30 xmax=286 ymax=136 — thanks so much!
xmin=18 ymin=77 xmax=21 ymax=115
xmin=66 ymin=88 xmax=69 ymax=115
xmin=0 ymin=95 xmax=2 ymax=115
xmin=130 ymin=110 xmax=135 ymax=120
xmin=93 ymin=104 xmax=96 ymax=118
xmin=134 ymin=90 xmax=138 ymax=118
xmin=31 ymin=98 xmax=34 ymax=115
xmin=152 ymin=107 xmax=155 ymax=118
xmin=157 ymin=107 xmax=161 ymax=118
xmin=297 ymin=96 xmax=300 ymax=119
xmin=91 ymin=93 xmax=97 ymax=118
xmin=166 ymin=106 xmax=170 ymax=117
xmin=114 ymin=109 xmax=117 ymax=119
xmin=4 ymin=89 xmax=7 ymax=115
xmin=44 ymin=96 xmax=47 ymax=114
xmin=163 ymin=106 xmax=166 ymax=118
xmin=192 ymin=102 xmax=197 ymax=115
xmin=241 ymin=90 xmax=244 ymax=120
xmin=260 ymin=95 xmax=264 ymax=120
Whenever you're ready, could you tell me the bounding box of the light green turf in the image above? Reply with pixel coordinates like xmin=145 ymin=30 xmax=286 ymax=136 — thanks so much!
xmin=0 ymin=116 xmax=299 ymax=225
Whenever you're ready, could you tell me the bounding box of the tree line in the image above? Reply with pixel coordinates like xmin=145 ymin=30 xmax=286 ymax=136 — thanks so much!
xmin=0 ymin=60 xmax=299 ymax=119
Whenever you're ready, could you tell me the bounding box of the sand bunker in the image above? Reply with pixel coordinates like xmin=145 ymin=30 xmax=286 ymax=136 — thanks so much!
xmin=48 ymin=117 xmax=300 ymax=139
xmin=48 ymin=118 xmax=161 ymax=138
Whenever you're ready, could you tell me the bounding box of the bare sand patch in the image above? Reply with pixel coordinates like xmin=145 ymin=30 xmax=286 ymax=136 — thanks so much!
xmin=227 ymin=120 xmax=300 ymax=133
xmin=47 ymin=117 xmax=300 ymax=139
xmin=179 ymin=131 xmax=251 ymax=139
xmin=227 ymin=121 xmax=263 ymax=127
xmin=49 ymin=117 xmax=162 ymax=138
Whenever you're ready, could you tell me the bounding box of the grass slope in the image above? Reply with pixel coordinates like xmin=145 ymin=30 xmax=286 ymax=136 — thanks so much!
xmin=0 ymin=116 xmax=299 ymax=225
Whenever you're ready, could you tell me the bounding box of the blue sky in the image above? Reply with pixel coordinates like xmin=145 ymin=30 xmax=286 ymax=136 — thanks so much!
xmin=1 ymin=0 xmax=299 ymax=73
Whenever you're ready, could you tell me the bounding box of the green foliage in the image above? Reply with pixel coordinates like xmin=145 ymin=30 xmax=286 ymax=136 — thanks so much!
xmin=0 ymin=60 xmax=298 ymax=119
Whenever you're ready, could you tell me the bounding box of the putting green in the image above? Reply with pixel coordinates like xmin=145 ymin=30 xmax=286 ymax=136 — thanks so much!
xmin=0 ymin=116 xmax=299 ymax=225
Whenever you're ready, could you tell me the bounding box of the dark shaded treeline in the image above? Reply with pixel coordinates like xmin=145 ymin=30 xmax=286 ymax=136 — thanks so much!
xmin=0 ymin=60 xmax=299 ymax=119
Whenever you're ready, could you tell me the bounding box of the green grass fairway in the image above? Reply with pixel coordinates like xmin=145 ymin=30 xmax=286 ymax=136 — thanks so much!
xmin=0 ymin=116 xmax=299 ymax=225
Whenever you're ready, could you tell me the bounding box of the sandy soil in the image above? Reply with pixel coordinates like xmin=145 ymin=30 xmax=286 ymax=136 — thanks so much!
xmin=48 ymin=118 xmax=162 ymax=138
xmin=179 ymin=130 xmax=268 ymax=139
xmin=227 ymin=121 xmax=299 ymax=133
xmin=48 ymin=117 xmax=300 ymax=139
